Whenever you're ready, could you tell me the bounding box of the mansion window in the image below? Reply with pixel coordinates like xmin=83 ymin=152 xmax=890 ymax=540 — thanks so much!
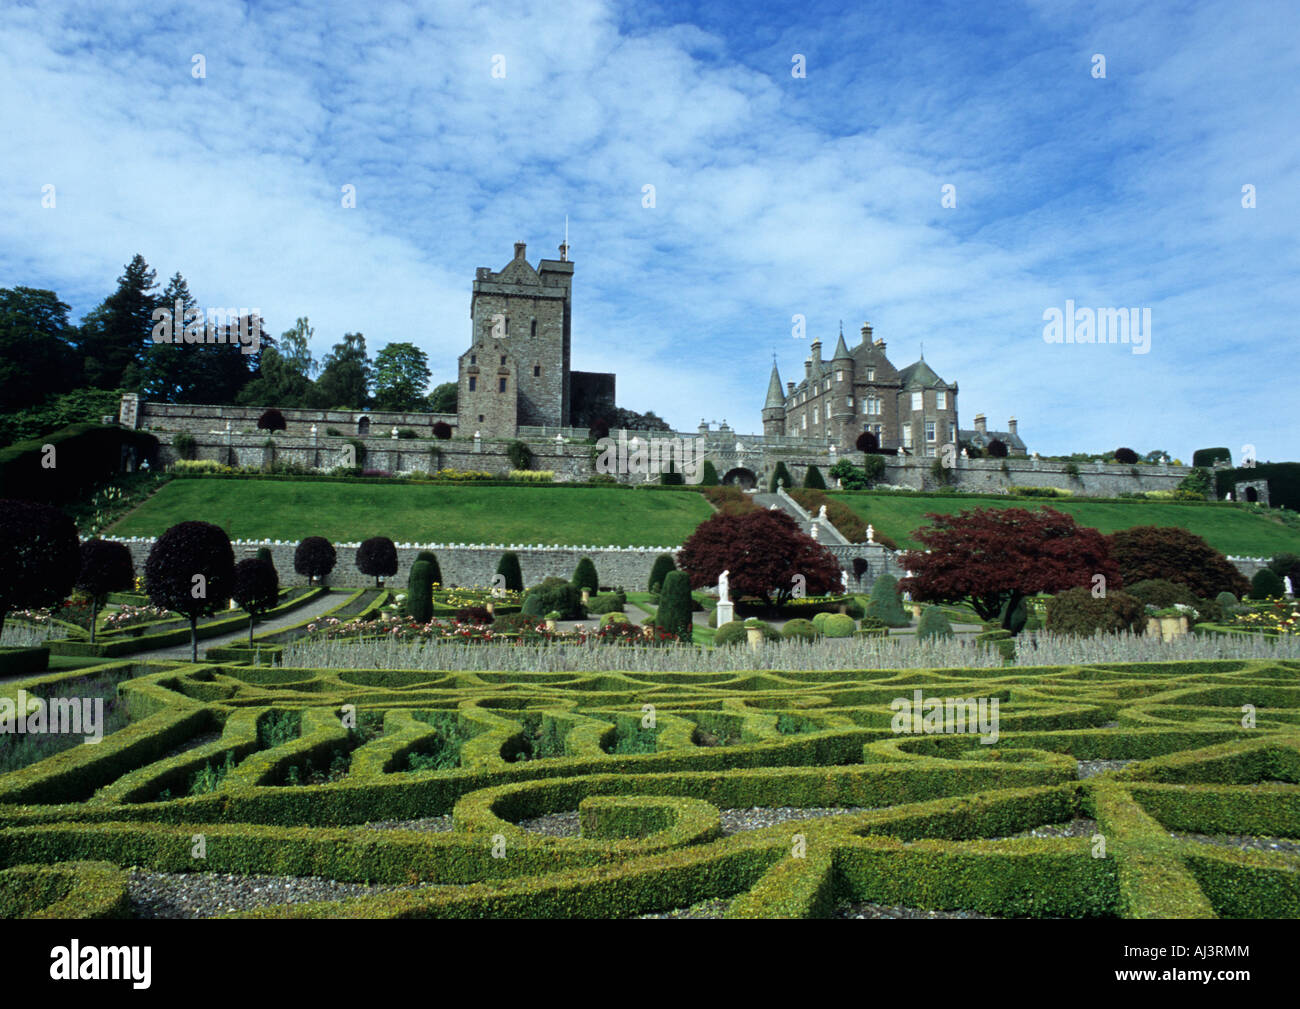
xmin=825 ymin=403 xmax=831 ymax=420
xmin=531 ymin=319 xmax=537 ymax=337
xmin=499 ymin=377 xmax=507 ymax=393
xmin=801 ymin=414 xmax=807 ymax=431
xmin=533 ymin=365 xmax=541 ymax=376
xmin=902 ymin=424 xmax=913 ymax=448
xmin=936 ymin=391 xmax=947 ymax=410
xmin=846 ymin=396 xmax=853 ymax=408
xmin=925 ymin=420 xmax=936 ymax=442
xmin=470 ymin=354 xmax=476 ymax=365
xmin=835 ymin=370 xmax=843 ymax=382
xmin=468 ymin=376 xmax=477 ymax=391
xmin=500 ymin=355 xmax=507 ymax=365
xmin=824 ymin=379 xmax=830 ymax=392
xmin=866 ymin=368 xmax=875 ymax=381
xmin=911 ymin=392 xmax=923 ymax=411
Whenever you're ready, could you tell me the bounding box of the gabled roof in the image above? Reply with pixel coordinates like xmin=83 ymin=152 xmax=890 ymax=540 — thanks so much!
xmin=896 ymin=358 xmax=951 ymax=391
xmin=494 ymin=256 xmax=541 ymax=285
xmin=959 ymin=428 xmax=1027 ymax=453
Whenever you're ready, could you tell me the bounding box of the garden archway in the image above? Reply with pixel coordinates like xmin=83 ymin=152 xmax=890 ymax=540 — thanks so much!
xmin=722 ymin=467 xmax=757 ymax=489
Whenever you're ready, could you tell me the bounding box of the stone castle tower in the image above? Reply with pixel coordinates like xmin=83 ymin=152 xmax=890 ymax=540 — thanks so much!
xmin=457 ymin=241 xmax=615 ymax=439
xmin=764 ymin=322 xmax=962 ymax=456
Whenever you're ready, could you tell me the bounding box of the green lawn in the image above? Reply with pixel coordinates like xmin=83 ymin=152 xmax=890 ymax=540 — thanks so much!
xmin=109 ymin=480 xmax=713 ymax=547
xmin=829 ymin=492 xmax=1300 ymax=556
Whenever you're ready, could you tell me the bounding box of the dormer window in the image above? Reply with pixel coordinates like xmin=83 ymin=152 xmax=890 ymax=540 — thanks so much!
xmin=866 ymin=368 xmax=875 ymax=381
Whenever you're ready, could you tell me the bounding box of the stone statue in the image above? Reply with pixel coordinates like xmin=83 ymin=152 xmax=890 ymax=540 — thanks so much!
xmin=866 ymin=524 xmax=874 ymax=543
xmin=718 ymin=570 xmax=730 ymax=604
xmin=810 ymin=524 xmax=819 ymax=541
xmin=818 ymin=505 xmax=828 ymax=520
xmin=1286 ymin=575 xmax=1294 ymax=597
xmin=391 ymin=426 xmax=399 ymax=439
xmin=840 ymin=571 xmax=849 ymax=593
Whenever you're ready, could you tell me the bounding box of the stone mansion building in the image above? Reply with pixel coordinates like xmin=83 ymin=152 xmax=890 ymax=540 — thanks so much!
xmin=762 ymin=323 xmax=1027 ymax=456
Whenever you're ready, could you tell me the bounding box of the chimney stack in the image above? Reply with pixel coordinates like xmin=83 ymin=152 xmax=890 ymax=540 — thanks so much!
xmin=860 ymin=322 xmax=873 ymax=345
xmin=786 ymin=381 xmax=795 ymax=395
xmin=804 ymin=358 xmax=812 ymax=378
xmin=810 ymin=337 xmax=822 ymax=361
xmin=514 ymin=241 xmax=527 ymax=260
xmin=974 ymin=413 xmax=987 ymax=434
xmin=1008 ymin=417 xmax=1018 ymax=437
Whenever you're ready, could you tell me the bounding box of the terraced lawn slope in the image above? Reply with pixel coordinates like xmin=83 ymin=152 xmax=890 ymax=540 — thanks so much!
xmin=108 ymin=480 xmax=712 ymax=546
xmin=829 ymin=493 xmax=1300 ymax=555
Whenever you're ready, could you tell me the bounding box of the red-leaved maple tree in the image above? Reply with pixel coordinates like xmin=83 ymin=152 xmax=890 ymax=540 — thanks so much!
xmin=898 ymin=507 xmax=1120 ymax=628
xmin=677 ymin=509 xmax=842 ymax=604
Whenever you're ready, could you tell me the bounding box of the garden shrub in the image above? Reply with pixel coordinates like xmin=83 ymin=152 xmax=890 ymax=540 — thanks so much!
xmin=1192 ymin=447 xmax=1231 ymax=468
xmin=822 ymin=613 xmax=856 ymax=638
xmin=1114 ymin=447 xmax=1138 ymax=464
xmin=585 ymin=591 xmax=626 ymax=615
xmin=866 ymin=573 xmax=910 ymax=627
xmin=657 ymin=571 xmax=693 ymax=644
xmin=406 ymin=560 xmax=434 ymax=623
xmin=1178 ymin=468 xmax=1213 ymax=497
xmin=803 ymin=465 xmax=826 ymax=490
xmin=1215 ymin=590 xmax=1238 ymax=611
xmin=700 ymin=461 xmax=719 ymax=486
xmin=454 ymin=606 xmax=493 ymax=625
xmin=572 ymin=557 xmax=599 ymax=594
xmin=1249 ymin=568 xmax=1284 ymax=601
xmin=810 ymin=611 xmax=831 ymax=634
xmin=432 ymin=421 xmax=452 ymax=440
xmin=506 ymin=441 xmax=533 ymax=470
xmin=257 ymin=409 xmax=287 ymax=432
xmin=521 ymin=577 xmax=583 ymax=619
xmin=599 ymin=612 xmax=629 ymax=627
xmin=782 ymin=618 xmax=817 ymax=640
xmin=1267 ymin=553 xmax=1300 ymax=578
xmin=1108 ymin=526 xmax=1250 ymax=598
xmin=647 ymin=554 xmax=676 ymax=593
xmin=496 ymin=552 xmax=523 ymax=593
xmin=415 ymin=551 xmax=442 ymax=585
xmin=173 ymin=431 xmax=197 ymax=460
xmin=769 ymin=461 xmax=793 ymax=493
xmin=916 ymin=607 xmax=954 ymax=639
xmin=1044 ymin=587 xmax=1145 ymax=635
xmin=1126 ymin=579 xmax=1201 ymax=611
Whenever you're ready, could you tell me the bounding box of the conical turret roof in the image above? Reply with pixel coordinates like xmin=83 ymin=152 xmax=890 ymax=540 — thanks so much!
xmin=764 ymin=361 xmax=785 ymax=409
xmin=831 ymin=332 xmax=852 ymax=361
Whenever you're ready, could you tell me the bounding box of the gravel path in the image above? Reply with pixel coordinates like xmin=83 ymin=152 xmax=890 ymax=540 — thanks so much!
xmin=361 ymin=815 xmax=454 ymax=833
xmin=1077 ymin=759 xmax=1135 ymax=779
xmin=143 ymin=591 xmax=347 ymax=660
xmin=1172 ymin=831 xmax=1300 ymax=854
xmin=992 ymin=817 xmax=1098 ymax=841
xmin=515 ymin=806 xmax=876 ymax=838
xmin=835 ymin=902 xmax=999 ymax=919
xmin=127 ymin=870 xmax=439 ymax=918
xmin=639 ymin=898 xmax=732 ymax=919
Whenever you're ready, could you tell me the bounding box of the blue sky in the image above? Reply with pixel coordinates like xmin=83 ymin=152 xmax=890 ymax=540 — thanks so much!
xmin=3 ymin=0 xmax=1297 ymax=461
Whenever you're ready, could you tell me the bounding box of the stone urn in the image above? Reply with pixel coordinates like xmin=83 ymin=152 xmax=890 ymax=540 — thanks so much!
xmin=545 ymin=617 xmax=558 ymax=632
xmin=581 ymin=588 xmax=591 ymax=606
xmin=746 ymin=627 xmax=764 ymax=650
xmin=1145 ymin=617 xmax=1161 ymax=638
xmin=485 ymin=600 xmax=494 ymax=615
xmin=910 ymin=603 xmax=922 ymax=620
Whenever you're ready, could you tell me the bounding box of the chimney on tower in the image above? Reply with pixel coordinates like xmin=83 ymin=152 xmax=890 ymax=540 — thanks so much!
xmin=558 ymin=242 xmax=568 ymax=262
xmin=514 ymin=241 xmax=527 ymax=260
xmin=860 ymin=322 xmax=873 ymax=345
xmin=1008 ymin=417 xmax=1018 ymax=437
xmin=974 ymin=413 xmax=987 ymax=434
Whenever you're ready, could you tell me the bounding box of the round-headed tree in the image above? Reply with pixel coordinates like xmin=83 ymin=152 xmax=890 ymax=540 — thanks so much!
xmin=1267 ymin=552 xmax=1300 ymax=578
xmin=255 ymin=546 xmax=276 ymax=574
xmin=496 ymin=551 xmax=524 ymax=593
xmin=700 ymin=460 xmax=719 ymax=486
xmin=75 ymin=538 xmax=135 ymax=642
xmin=803 ymin=465 xmax=826 ymax=490
xmin=144 ymin=521 xmax=235 ymax=661
xmin=406 ymin=559 xmax=434 ymax=623
xmin=1250 ymin=568 xmax=1284 ymax=600
xmin=647 ymin=553 xmax=676 ymax=593
xmin=657 ymin=570 xmax=693 ymax=643
xmin=356 ymin=536 xmax=398 ymax=587
xmin=1106 ymin=526 xmax=1250 ymax=598
xmin=1114 ymin=447 xmax=1139 ymax=465
xmin=1045 ymin=586 xmax=1146 ymax=635
xmin=257 ymin=408 xmax=287 ymax=432
xmin=432 ymin=421 xmax=452 ymax=440
xmin=232 ymin=557 xmax=279 ymax=644
xmin=0 ymin=500 xmax=80 ymax=639
xmin=986 ymin=439 xmax=1008 ymax=458
xmin=678 ymin=509 xmax=841 ymax=606
xmin=572 ymin=556 xmax=599 ymax=594
xmin=294 ymin=536 xmax=336 ymax=585
xmin=900 ymin=507 xmax=1120 ymax=633
xmin=769 ymin=461 xmax=794 ymax=493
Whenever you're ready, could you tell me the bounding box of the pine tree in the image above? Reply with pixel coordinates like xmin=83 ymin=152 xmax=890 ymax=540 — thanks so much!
xmin=80 ymin=254 xmax=159 ymax=389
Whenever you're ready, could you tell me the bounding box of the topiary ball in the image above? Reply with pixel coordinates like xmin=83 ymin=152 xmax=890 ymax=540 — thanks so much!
xmin=781 ymin=618 xmax=818 ymax=640
xmin=822 ymin=613 xmax=856 ymax=638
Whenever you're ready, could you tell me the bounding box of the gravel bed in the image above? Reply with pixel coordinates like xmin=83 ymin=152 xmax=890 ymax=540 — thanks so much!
xmin=361 ymin=815 xmax=454 ymax=833
xmin=638 ymin=898 xmax=732 ymax=919
xmin=1076 ymin=759 xmax=1135 ymax=779
xmin=719 ymin=806 xmax=872 ymax=835
xmin=835 ymin=901 xmax=999 ymax=919
xmin=1172 ymin=831 xmax=1300 ymax=854
xmin=992 ymin=817 xmax=1098 ymax=841
xmin=515 ymin=806 xmax=875 ymax=839
xmin=128 ymin=870 xmax=434 ymax=919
